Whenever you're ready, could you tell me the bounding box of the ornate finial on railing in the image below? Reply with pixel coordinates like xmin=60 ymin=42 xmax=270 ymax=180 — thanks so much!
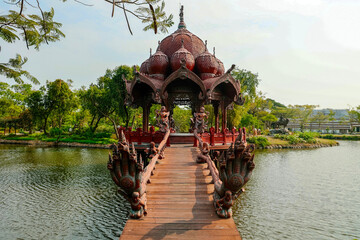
xmin=205 ymin=40 xmax=208 ymax=51
xmin=155 ymin=106 xmax=170 ymax=133
xmin=191 ymin=106 xmax=209 ymax=134
xmin=178 ymin=5 xmax=186 ymax=29
xmin=194 ymin=126 xmax=255 ymax=219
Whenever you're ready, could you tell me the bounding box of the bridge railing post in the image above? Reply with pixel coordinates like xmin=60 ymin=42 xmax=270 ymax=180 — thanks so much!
xmin=210 ymin=127 xmax=215 ymax=146
xmin=193 ymin=134 xmax=198 ymax=147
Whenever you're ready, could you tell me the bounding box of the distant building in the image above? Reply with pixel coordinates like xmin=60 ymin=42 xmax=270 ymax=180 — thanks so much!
xmin=287 ymin=109 xmax=360 ymax=133
xmin=287 ymin=120 xmax=360 ymax=134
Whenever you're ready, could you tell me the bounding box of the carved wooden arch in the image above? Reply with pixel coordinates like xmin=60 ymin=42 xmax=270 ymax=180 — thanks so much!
xmin=130 ymin=73 xmax=157 ymax=96
xmin=160 ymin=66 xmax=207 ymax=100
xmin=208 ymin=73 xmax=240 ymax=99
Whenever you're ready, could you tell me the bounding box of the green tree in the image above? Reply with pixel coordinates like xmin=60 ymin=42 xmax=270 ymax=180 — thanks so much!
xmin=25 ymin=89 xmax=47 ymax=132
xmin=80 ymin=66 xmax=133 ymax=137
xmin=266 ymin=98 xmax=286 ymax=109
xmin=240 ymin=113 xmax=261 ymax=130
xmin=311 ymin=112 xmax=328 ymax=132
xmin=261 ymin=113 xmax=278 ymax=129
xmin=289 ymin=105 xmax=318 ymax=132
xmin=46 ymin=79 xmax=76 ymax=129
xmin=25 ymin=79 xmax=75 ymax=134
xmin=0 ymin=82 xmax=32 ymax=119
xmin=1 ymin=2 xmax=65 ymax=84
xmin=327 ymin=109 xmax=336 ymax=133
xmin=348 ymin=106 xmax=360 ymax=122
xmin=231 ymin=67 xmax=260 ymax=98
xmin=1 ymin=0 xmax=172 ymax=85
xmin=172 ymin=106 xmax=191 ymax=132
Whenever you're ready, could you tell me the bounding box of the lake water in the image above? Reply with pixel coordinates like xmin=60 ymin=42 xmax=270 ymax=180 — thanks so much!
xmin=0 ymin=142 xmax=359 ymax=240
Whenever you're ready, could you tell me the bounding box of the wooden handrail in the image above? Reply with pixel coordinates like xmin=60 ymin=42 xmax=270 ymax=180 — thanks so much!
xmin=141 ymin=129 xmax=170 ymax=186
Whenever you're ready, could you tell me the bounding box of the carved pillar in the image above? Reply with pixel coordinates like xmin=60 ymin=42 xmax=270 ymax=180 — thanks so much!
xmin=142 ymin=104 xmax=151 ymax=133
xmin=214 ymin=102 xmax=219 ymax=133
xmin=221 ymin=102 xmax=227 ymax=132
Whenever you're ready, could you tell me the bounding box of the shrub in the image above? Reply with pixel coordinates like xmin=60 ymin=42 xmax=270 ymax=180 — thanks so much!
xmin=49 ymin=128 xmax=63 ymax=137
xmin=298 ymin=132 xmax=319 ymax=141
xmin=286 ymin=135 xmax=301 ymax=144
xmin=247 ymin=136 xmax=270 ymax=148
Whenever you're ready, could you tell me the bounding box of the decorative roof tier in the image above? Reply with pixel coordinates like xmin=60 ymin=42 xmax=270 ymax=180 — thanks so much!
xmin=129 ymin=6 xmax=243 ymax=111
xmin=170 ymin=39 xmax=195 ymax=71
xmin=195 ymin=41 xmax=219 ymax=80
xmin=215 ymin=57 xmax=225 ymax=76
xmin=148 ymin=42 xmax=169 ymax=80
xmin=139 ymin=49 xmax=151 ymax=74
xmin=213 ymin=47 xmax=225 ymax=76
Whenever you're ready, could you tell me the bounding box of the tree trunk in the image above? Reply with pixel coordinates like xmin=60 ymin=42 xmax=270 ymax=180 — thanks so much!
xmin=91 ymin=116 xmax=102 ymax=133
xmin=90 ymin=115 xmax=96 ymax=127
xmin=43 ymin=114 xmax=49 ymax=135
xmin=107 ymin=116 xmax=119 ymax=139
xmin=59 ymin=116 xmax=63 ymax=129
xmin=130 ymin=115 xmax=136 ymax=129
xmin=124 ymin=106 xmax=129 ymax=128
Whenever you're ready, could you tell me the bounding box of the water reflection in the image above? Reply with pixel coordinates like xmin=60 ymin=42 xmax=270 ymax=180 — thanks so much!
xmin=233 ymin=141 xmax=360 ymax=239
xmin=1 ymin=142 xmax=360 ymax=239
xmin=0 ymin=145 xmax=128 ymax=240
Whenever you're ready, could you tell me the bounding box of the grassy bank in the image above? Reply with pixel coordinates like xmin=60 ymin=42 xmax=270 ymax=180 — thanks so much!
xmin=247 ymin=132 xmax=339 ymax=149
xmin=0 ymin=133 xmax=117 ymax=145
xmin=319 ymin=134 xmax=360 ymax=141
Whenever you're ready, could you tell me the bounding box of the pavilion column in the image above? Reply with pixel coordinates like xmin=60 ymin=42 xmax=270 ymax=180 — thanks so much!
xmin=214 ymin=102 xmax=219 ymax=133
xmin=221 ymin=102 xmax=227 ymax=132
xmin=142 ymin=104 xmax=151 ymax=132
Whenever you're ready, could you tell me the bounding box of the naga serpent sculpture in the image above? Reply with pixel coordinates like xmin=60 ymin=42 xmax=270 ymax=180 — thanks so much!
xmin=194 ymin=113 xmax=255 ymax=218
xmin=107 ymin=130 xmax=169 ymax=219
xmin=214 ymin=128 xmax=255 ymax=218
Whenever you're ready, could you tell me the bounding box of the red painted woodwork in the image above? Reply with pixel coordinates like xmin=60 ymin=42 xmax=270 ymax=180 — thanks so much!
xmin=148 ymin=48 xmax=169 ymax=80
xmin=195 ymin=47 xmax=219 ymax=80
xmin=118 ymin=127 xmax=166 ymax=146
xmin=170 ymin=43 xmax=195 ymax=71
xmin=139 ymin=58 xmax=149 ymax=74
xmin=216 ymin=57 xmax=225 ymax=75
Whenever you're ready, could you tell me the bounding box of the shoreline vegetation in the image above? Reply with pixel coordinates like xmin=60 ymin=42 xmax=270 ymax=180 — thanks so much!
xmin=259 ymin=136 xmax=339 ymax=149
xmin=0 ymin=132 xmax=343 ymax=150
xmin=247 ymin=132 xmax=341 ymax=149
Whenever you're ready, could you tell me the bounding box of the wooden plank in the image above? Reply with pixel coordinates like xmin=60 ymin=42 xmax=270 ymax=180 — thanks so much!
xmin=119 ymin=147 xmax=241 ymax=240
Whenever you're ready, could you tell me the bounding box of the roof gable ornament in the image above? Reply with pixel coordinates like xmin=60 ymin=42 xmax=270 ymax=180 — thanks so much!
xmin=178 ymin=5 xmax=186 ymax=29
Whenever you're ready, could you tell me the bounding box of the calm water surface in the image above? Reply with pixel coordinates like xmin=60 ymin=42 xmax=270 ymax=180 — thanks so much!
xmin=0 ymin=146 xmax=127 ymax=240
xmin=0 ymin=141 xmax=359 ymax=239
xmin=234 ymin=141 xmax=360 ymax=240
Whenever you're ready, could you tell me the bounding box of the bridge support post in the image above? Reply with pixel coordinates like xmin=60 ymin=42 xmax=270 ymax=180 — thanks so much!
xmin=214 ymin=102 xmax=219 ymax=133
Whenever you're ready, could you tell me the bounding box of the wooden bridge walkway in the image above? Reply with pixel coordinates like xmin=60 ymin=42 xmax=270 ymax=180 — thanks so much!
xmin=120 ymin=146 xmax=241 ymax=240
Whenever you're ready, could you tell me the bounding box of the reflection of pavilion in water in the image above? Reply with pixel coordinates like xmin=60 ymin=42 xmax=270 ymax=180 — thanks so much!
xmin=124 ymin=6 xmax=244 ymax=133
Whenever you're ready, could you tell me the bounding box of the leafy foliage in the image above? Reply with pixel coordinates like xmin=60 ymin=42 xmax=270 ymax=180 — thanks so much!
xmin=136 ymin=0 xmax=174 ymax=33
xmin=231 ymin=67 xmax=260 ymax=98
xmin=79 ymin=65 xmax=133 ymax=137
xmin=348 ymin=106 xmax=360 ymax=123
xmin=273 ymin=132 xmax=318 ymax=144
xmin=247 ymin=136 xmax=270 ymax=148
xmin=1 ymin=2 xmax=65 ymax=84
xmin=172 ymin=106 xmax=192 ymax=132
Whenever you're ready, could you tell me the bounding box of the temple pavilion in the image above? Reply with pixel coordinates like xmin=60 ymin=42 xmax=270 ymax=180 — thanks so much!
xmin=124 ymin=6 xmax=244 ymax=133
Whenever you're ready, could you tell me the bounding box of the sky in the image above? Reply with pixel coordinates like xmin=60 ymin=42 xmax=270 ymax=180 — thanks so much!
xmin=2 ymin=0 xmax=360 ymax=109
